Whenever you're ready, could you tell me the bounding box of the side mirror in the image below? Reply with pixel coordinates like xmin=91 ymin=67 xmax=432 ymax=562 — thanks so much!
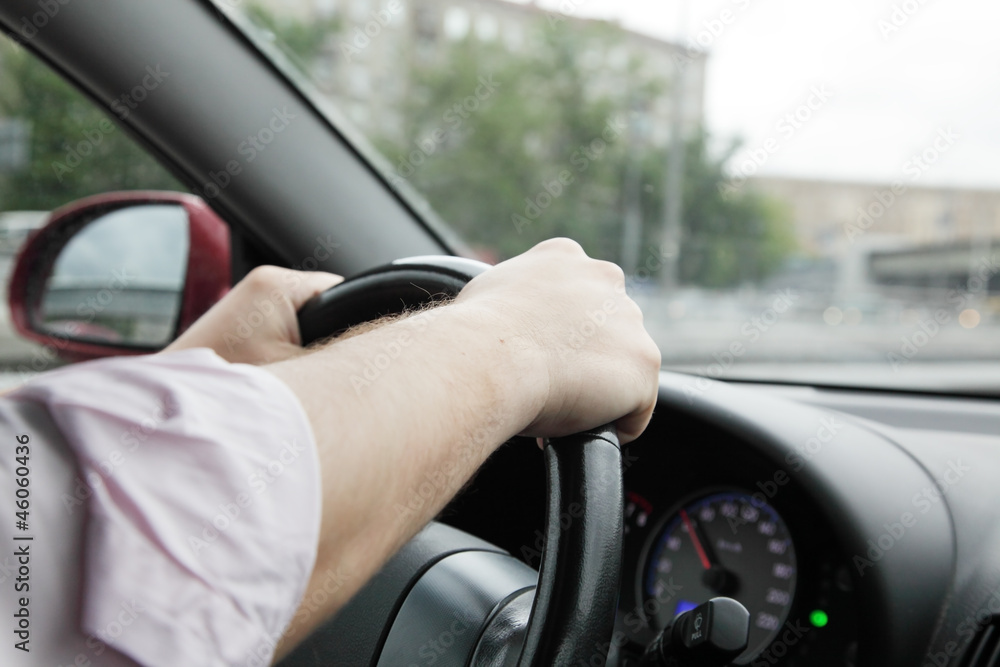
xmin=8 ymin=191 xmax=230 ymax=361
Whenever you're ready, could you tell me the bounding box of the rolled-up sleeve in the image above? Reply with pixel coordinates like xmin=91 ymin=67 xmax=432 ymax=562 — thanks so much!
xmin=9 ymin=348 xmax=321 ymax=667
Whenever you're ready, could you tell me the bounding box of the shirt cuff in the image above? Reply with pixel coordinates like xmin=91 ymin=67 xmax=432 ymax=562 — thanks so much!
xmin=12 ymin=348 xmax=321 ymax=667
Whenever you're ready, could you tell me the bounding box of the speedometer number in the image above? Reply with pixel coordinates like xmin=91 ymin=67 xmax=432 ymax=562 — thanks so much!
xmin=772 ymin=563 xmax=795 ymax=579
xmin=756 ymin=612 xmax=781 ymax=631
xmin=766 ymin=588 xmax=791 ymax=605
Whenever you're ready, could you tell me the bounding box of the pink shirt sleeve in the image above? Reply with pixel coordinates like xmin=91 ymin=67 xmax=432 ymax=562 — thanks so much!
xmin=8 ymin=348 xmax=322 ymax=666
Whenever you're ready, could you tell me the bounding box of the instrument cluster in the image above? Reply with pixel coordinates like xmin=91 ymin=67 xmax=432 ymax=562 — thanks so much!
xmin=615 ymin=430 xmax=862 ymax=666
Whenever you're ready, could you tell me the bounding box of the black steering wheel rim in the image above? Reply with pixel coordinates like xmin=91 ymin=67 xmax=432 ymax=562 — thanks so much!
xmin=284 ymin=255 xmax=624 ymax=667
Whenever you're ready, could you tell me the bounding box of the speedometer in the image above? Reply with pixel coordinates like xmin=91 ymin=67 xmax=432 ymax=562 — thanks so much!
xmin=641 ymin=489 xmax=797 ymax=661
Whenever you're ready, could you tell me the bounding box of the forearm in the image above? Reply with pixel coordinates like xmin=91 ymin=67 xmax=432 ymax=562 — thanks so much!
xmin=265 ymin=301 xmax=545 ymax=654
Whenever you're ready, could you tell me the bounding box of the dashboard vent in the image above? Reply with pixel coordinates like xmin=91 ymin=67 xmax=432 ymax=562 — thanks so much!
xmin=960 ymin=619 xmax=1000 ymax=667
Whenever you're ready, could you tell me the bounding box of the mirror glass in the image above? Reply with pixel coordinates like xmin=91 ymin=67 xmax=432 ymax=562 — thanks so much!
xmin=39 ymin=204 xmax=189 ymax=347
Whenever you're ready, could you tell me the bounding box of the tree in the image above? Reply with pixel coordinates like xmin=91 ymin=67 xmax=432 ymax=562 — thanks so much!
xmin=639 ymin=133 xmax=797 ymax=287
xmin=377 ymin=18 xmax=795 ymax=287
xmin=0 ymin=3 xmax=336 ymax=214
xmin=0 ymin=38 xmax=181 ymax=212
xmin=244 ymin=3 xmax=341 ymax=64
xmin=380 ymin=21 xmax=640 ymax=262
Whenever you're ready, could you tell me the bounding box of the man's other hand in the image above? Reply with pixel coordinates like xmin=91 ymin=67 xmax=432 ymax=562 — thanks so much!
xmin=166 ymin=266 xmax=342 ymax=365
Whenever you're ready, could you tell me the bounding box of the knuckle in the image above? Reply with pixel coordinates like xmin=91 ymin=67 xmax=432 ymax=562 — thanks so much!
xmin=539 ymin=237 xmax=584 ymax=255
xmin=597 ymin=260 xmax=626 ymax=283
xmin=640 ymin=337 xmax=662 ymax=369
xmin=244 ymin=265 xmax=285 ymax=289
xmin=623 ymin=296 xmax=644 ymax=320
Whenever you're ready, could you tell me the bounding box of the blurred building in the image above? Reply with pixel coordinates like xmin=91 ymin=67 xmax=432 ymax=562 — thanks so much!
xmin=255 ymin=0 xmax=706 ymax=146
xmin=751 ymin=176 xmax=1000 ymax=295
xmin=751 ymin=176 xmax=1000 ymax=255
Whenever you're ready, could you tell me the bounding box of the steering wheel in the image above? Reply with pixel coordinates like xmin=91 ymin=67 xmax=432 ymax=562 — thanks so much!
xmin=280 ymin=256 xmax=624 ymax=667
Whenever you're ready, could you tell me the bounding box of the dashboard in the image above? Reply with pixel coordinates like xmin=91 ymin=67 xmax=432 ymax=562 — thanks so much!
xmin=443 ymin=372 xmax=1000 ymax=666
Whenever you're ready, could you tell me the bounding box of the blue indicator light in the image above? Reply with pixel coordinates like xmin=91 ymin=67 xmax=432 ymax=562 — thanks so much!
xmin=674 ymin=599 xmax=699 ymax=616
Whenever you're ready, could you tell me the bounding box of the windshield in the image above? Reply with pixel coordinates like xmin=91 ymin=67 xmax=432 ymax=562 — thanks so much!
xmin=222 ymin=0 xmax=1000 ymax=395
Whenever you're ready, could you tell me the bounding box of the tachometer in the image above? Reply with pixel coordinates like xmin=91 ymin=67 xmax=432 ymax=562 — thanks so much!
xmin=641 ymin=489 xmax=797 ymax=661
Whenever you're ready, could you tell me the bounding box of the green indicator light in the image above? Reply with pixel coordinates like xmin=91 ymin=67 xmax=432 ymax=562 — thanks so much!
xmin=809 ymin=610 xmax=829 ymax=628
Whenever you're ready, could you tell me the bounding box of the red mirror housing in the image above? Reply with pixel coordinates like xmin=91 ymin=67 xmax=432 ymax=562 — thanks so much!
xmin=8 ymin=191 xmax=230 ymax=362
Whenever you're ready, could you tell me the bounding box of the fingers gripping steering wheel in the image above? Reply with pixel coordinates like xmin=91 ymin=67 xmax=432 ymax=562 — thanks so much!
xmin=280 ymin=256 xmax=624 ymax=667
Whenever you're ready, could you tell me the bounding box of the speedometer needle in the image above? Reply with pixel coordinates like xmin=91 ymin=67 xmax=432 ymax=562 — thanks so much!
xmin=680 ymin=509 xmax=712 ymax=570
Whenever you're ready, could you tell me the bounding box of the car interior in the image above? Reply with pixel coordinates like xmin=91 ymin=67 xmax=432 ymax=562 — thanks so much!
xmin=2 ymin=1 xmax=1000 ymax=666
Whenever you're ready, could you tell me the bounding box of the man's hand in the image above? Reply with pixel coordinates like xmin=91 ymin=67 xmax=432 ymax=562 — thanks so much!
xmin=166 ymin=266 xmax=342 ymax=365
xmin=455 ymin=237 xmax=660 ymax=443
xmin=266 ymin=239 xmax=660 ymax=656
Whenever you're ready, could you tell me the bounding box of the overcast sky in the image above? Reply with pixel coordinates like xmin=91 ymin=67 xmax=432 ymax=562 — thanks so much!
xmin=528 ymin=0 xmax=1000 ymax=190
